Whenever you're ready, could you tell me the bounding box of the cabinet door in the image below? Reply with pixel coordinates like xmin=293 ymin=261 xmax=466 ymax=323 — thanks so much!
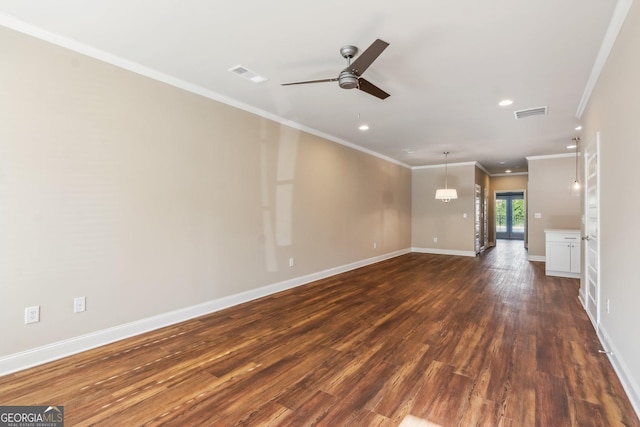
xmin=546 ymin=242 xmax=571 ymax=272
xmin=570 ymin=243 xmax=581 ymax=273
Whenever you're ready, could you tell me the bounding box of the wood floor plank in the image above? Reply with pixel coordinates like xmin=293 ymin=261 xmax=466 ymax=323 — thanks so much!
xmin=0 ymin=241 xmax=638 ymax=426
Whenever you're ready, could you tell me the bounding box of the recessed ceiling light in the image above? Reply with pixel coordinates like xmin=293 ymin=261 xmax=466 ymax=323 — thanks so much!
xmin=505 ymin=169 xmax=512 ymax=173
xmin=499 ymin=161 xmax=506 ymax=164
xmin=567 ymin=144 xmax=577 ymax=149
xmin=359 ymin=124 xmax=370 ymax=131
xmin=498 ymin=99 xmax=514 ymax=107
xmin=575 ymin=125 xmax=583 ymax=131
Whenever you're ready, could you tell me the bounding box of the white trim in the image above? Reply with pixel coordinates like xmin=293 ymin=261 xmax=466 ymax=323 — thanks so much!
xmin=474 ymin=162 xmax=491 ymax=176
xmin=526 ymin=153 xmax=576 ymax=161
xmin=579 ymin=295 xmax=594 ymax=325
xmin=0 ymin=13 xmax=411 ymax=170
xmin=598 ymin=324 xmax=640 ymax=420
xmin=491 ymin=172 xmax=528 ymax=177
xmin=411 ymin=247 xmax=476 ymax=257
xmin=545 ymin=270 xmax=580 ymax=279
xmin=0 ymin=248 xmax=410 ymax=376
xmin=576 ymin=0 xmax=635 ymax=118
xmin=579 ymin=288 xmax=587 ymax=308
xmin=412 ymin=161 xmax=477 ymax=170
xmin=528 ymin=255 xmax=546 ymax=262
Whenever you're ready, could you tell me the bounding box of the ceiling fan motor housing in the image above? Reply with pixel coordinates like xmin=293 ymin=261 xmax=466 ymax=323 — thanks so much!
xmin=338 ymin=70 xmax=359 ymax=89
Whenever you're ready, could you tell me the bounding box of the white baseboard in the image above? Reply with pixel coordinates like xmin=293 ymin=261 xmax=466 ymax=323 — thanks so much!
xmin=411 ymin=247 xmax=476 ymax=257
xmin=545 ymin=270 xmax=580 ymax=279
xmin=579 ymin=295 xmax=640 ymax=421
xmin=598 ymin=324 xmax=640 ymax=420
xmin=578 ymin=291 xmax=587 ymax=311
xmin=528 ymin=255 xmax=545 ymax=262
xmin=0 ymin=248 xmax=410 ymax=376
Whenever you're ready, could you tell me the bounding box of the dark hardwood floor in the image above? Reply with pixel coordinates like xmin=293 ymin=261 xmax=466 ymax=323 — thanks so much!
xmin=1 ymin=240 xmax=638 ymax=426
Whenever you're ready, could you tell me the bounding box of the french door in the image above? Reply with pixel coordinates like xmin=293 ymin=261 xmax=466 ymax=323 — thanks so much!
xmin=496 ymin=192 xmax=525 ymax=240
xmin=583 ymin=133 xmax=600 ymax=326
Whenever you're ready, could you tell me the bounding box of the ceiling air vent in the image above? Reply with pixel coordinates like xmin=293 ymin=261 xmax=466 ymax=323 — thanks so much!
xmin=514 ymin=106 xmax=547 ymax=119
xmin=228 ymin=65 xmax=268 ymax=83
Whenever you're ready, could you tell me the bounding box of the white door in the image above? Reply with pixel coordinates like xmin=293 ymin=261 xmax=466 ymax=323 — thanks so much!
xmin=583 ymin=132 xmax=600 ymax=327
xmin=475 ymin=184 xmax=481 ymax=254
xmin=484 ymin=187 xmax=489 ymax=249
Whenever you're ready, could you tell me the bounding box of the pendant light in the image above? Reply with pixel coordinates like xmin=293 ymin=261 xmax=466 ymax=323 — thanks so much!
xmin=571 ymin=137 xmax=581 ymax=196
xmin=435 ymin=151 xmax=458 ymax=202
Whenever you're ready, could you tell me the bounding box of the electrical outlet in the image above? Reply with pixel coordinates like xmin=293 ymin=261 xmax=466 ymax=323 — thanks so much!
xmin=25 ymin=306 xmax=40 ymax=324
xmin=433 ymin=237 xmax=438 ymax=243
xmin=289 ymin=257 xmax=294 ymax=268
xmin=74 ymin=297 xmax=86 ymax=313
xmin=606 ymin=298 xmax=610 ymax=314
xmin=373 ymin=242 xmax=377 ymax=249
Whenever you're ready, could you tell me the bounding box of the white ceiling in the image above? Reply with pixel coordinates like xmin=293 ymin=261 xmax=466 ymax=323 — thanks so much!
xmin=0 ymin=0 xmax=618 ymax=173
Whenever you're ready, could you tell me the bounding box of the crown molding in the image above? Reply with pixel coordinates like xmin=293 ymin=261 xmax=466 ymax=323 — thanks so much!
xmin=576 ymin=0 xmax=634 ymax=118
xmin=474 ymin=162 xmax=491 ymax=175
xmin=526 ymin=153 xmax=579 ymax=161
xmin=491 ymin=172 xmax=528 ymax=177
xmin=411 ymin=161 xmax=477 ymax=170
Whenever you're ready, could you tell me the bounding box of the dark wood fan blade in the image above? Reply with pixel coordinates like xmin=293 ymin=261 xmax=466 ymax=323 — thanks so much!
xmin=348 ymin=39 xmax=389 ymax=76
xmin=281 ymin=78 xmax=337 ymax=86
xmin=358 ymin=78 xmax=390 ymax=99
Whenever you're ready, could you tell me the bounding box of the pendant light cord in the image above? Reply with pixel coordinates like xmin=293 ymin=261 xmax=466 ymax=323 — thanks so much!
xmin=574 ymin=137 xmax=580 ymax=182
xmin=444 ymin=151 xmax=449 ymax=189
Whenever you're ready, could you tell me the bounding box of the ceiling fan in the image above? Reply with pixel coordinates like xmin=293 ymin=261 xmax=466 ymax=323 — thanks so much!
xmin=282 ymin=39 xmax=390 ymax=100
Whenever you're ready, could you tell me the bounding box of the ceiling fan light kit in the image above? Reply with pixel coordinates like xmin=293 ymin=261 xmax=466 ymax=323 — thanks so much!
xmin=282 ymin=39 xmax=390 ymax=99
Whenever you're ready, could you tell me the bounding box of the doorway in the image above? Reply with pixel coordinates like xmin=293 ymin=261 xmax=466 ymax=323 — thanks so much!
xmin=496 ymin=192 xmax=525 ymax=240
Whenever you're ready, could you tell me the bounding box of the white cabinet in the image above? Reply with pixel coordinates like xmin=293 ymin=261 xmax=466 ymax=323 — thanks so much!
xmin=545 ymin=230 xmax=580 ymax=278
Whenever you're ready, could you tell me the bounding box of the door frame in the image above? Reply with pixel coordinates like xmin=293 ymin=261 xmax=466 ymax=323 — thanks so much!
xmin=581 ymin=132 xmax=601 ymax=328
xmin=494 ymin=190 xmax=526 ymax=241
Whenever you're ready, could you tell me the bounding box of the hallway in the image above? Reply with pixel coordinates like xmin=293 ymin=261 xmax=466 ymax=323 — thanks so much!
xmin=483 ymin=239 xmax=529 ymax=270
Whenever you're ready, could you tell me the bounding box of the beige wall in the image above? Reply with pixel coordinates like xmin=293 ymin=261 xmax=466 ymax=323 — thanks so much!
xmin=582 ymin=0 xmax=640 ymax=409
xmin=489 ymin=174 xmax=528 ymax=245
xmin=412 ymin=163 xmax=476 ymax=254
xmin=0 ymin=27 xmax=411 ymax=357
xmin=526 ymin=155 xmax=581 ymax=258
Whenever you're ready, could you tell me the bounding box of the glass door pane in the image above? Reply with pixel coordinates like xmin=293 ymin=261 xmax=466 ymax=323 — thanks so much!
xmin=496 ymin=198 xmax=508 ymax=239
xmin=510 ymin=196 xmax=524 ymax=240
